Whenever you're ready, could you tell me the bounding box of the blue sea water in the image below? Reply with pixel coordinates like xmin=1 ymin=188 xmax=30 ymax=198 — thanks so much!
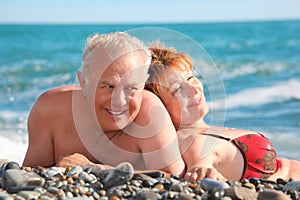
xmin=0 ymin=20 xmax=299 ymax=164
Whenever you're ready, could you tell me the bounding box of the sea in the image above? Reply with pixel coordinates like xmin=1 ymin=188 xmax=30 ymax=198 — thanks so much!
xmin=0 ymin=20 xmax=299 ymax=165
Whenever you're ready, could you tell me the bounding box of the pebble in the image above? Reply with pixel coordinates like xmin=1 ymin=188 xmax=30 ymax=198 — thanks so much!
xmin=0 ymin=160 xmax=299 ymax=200
xmin=225 ymin=185 xmax=258 ymax=199
xmin=201 ymin=178 xmax=230 ymax=191
xmin=1 ymin=169 xmax=45 ymax=190
xmin=102 ymin=162 xmax=134 ymax=188
xmin=258 ymin=189 xmax=290 ymax=200
xmin=283 ymin=180 xmax=300 ymax=192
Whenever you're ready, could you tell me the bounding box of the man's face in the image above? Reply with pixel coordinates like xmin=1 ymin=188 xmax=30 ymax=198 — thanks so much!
xmin=85 ymin=51 xmax=149 ymax=132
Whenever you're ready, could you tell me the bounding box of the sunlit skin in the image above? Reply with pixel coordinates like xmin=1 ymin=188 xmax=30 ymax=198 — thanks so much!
xmin=158 ymin=71 xmax=209 ymax=129
xmin=23 ymin=51 xmax=186 ymax=177
xmin=155 ymin=68 xmax=300 ymax=181
xmin=78 ymin=52 xmax=148 ymax=133
xmin=156 ymin=70 xmax=245 ymax=180
xmin=145 ymin=44 xmax=271 ymax=180
xmin=52 ymin=40 xmax=300 ymax=181
xmin=56 ymin=66 xmax=300 ymax=181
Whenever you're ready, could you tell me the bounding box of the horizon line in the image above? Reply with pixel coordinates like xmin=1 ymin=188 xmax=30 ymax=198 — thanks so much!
xmin=0 ymin=18 xmax=299 ymax=26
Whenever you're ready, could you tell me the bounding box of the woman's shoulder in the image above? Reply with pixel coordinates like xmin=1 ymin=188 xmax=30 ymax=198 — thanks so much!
xmin=219 ymin=127 xmax=261 ymax=138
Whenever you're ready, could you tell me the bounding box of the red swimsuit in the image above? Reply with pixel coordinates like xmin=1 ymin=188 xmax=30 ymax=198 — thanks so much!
xmin=204 ymin=133 xmax=278 ymax=180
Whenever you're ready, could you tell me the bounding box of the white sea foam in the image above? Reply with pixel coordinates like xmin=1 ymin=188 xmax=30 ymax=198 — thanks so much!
xmin=211 ymin=79 xmax=300 ymax=109
xmin=0 ymin=133 xmax=28 ymax=165
xmin=219 ymin=62 xmax=287 ymax=79
xmin=0 ymin=110 xmax=28 ymax=164
xmin=264 ymin=131 xmax=300 ymax=160
xmin=0 ymin=110 xmax=27 ymax=121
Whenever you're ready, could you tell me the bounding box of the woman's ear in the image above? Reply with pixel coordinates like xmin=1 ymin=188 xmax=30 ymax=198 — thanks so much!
xmin=77 ymin=71 xmax=88 ymax=97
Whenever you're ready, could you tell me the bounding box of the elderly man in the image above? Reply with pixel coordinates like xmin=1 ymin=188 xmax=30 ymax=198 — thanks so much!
xmin=23 ymin=32 xmax=185 ymax=177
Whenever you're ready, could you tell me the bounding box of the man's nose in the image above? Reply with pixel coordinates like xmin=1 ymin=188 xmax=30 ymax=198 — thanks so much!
xmin=111 ymin=88 xmax=127 ymax=107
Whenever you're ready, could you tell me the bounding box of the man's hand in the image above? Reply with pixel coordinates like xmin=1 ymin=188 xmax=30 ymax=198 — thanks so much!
xmin=57 ymin=153 xmax=115 ymax=170
xmin=57 ymin=153 xmax=92 ymax=168
xmin=185 ymin=166 xmax=227 ymax=181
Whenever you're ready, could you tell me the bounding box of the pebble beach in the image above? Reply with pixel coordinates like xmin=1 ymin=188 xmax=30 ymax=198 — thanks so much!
xmin=1 ymin=159 xmax=299 ymax=200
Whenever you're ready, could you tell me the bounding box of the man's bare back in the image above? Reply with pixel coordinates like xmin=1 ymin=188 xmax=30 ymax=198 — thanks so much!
xmin=23 ymin=85 xmax=185 ymax=174
xmin=23 ymin=85 xmax=96 ymax=167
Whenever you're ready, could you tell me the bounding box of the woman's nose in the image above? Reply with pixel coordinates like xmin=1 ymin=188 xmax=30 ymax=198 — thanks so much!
xmin=186 ymin=82 xmax=199 ymax=97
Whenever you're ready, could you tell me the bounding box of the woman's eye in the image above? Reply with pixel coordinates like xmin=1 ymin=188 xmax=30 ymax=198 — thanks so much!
xmin=187 ymin=76 xmax=195 ymax=81
xmin=172 ymin=86 xmax=181 ymax=94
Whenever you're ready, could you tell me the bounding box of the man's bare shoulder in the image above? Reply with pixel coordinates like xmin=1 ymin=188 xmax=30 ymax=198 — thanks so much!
xmin=133 ymin=90 xmax=168 ymax=127
xmin=32 ymin=85 xmax=80 ymax=114
xmin=37 ymin=85 xmax=79 ymax=102
xmin=141 ymin=90 xmax=163 ymax=106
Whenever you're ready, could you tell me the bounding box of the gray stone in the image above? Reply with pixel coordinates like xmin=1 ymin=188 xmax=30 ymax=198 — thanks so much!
xmin=79 ymin=171 xmax=95 ymax=183
xmin=0 ymin=191 xmax=13 ymax=200
xmin=85 ymin=165 xmax=109 ymax=179
xmin=17 ymin=191 xmax=41 ymax=200
xmin=0 ymin=160 xmax=10 ymax=169
xmin=46 ymin=167 xmax=65 ymax=177
xmin=170 ymin=183 xmax=183 ymax=192
xmin=201 ymin=178 xmax=230 ymax=192
xmin=66 ymin=166 xmax=82 ymax=176
xmin=39 ymin=194 xmax=55 ymax=200
xmin=102 ymin=162 xmax=134 ymax=188
xmin=178 ymin=193 xmax=195 ymax=200
xmin=6 ymin=186 xmax=38 ymax=193
xmin=12 ymin=194 xmax=26 ymax=200
xmin=224 ymin=186 xmax=258 ymax=200
xmin=257 ymin=189 xmax=290 ymax=200
xmin=282 ymin=180 xmax=300 ymax=192
xmin=0 ymin=159 xmax=20 ymax=179
xmin=1 ymin=162 xmax=20 ymax=171
xmin=135 ymin=190 xmax=162 ymax=200
xmin=1 ymin=169 xmax=45 ymax=190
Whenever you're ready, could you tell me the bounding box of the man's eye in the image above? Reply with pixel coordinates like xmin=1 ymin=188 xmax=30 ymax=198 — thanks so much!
xmin=126 ymin=87 xmax=138 ymax=91
xmin=100 ymin=85 xmax=114 ymax=89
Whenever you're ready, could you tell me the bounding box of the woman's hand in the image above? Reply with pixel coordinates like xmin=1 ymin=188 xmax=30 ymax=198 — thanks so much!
xmin=268 ymin=158 xmax=300 ymax=181
xmin=185 ymin=166 xmax=227 ymax=181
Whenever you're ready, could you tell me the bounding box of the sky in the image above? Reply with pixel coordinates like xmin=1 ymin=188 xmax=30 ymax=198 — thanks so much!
xmin=0 ymin=0 xmax=300 ymax=24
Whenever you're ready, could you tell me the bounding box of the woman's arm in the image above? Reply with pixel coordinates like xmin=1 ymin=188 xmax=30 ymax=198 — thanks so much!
xmin=178 ymin=131 xmax=246 ymax=181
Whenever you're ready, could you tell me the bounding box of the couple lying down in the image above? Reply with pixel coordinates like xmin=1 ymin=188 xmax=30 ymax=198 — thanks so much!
xmin=58 ymin=40 xmax=300 ymax=181
xmin=23 ymin=32 xmax=299 ymax=181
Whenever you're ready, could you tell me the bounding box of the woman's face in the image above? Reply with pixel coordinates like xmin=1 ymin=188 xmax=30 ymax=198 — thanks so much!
xmin=159 ymin=70 xmax=209 ymax=127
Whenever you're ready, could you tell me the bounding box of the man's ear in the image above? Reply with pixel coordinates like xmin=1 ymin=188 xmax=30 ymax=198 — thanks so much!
xmin=77 ymin=71 xmax=88 ymax=97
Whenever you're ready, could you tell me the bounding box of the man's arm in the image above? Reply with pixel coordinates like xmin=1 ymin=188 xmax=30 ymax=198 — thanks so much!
xmin=57 ymin=152 xmax=174 ymax=178
xmin=23 ymin=91 xmax=56 ymax=167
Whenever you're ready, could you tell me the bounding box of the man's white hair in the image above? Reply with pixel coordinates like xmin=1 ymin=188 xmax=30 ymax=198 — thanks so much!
xmin=81 ymin=32 xmax=151 ymax=75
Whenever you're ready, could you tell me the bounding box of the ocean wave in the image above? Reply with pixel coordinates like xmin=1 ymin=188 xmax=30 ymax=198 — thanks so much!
xmin=0 ymin=110 xmax=27 ymax=125
xmin=211 ymin=79 xmax=300 ymax=109
xmin=0 ymin=134 xmax=28 ymax=165
xmin=264 ymin=131 xmax=300 ymax=160
xmin=218 ymin=62 xmax=288 ymax=79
